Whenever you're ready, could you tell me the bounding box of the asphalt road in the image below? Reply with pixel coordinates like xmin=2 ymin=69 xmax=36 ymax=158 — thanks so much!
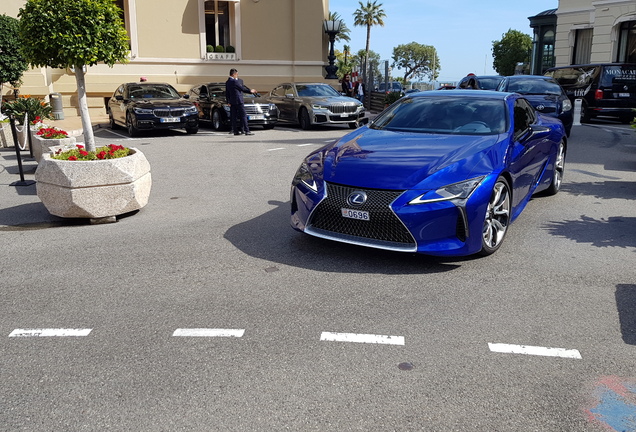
xmin=1 ymin=118 xmax=635 ymax=431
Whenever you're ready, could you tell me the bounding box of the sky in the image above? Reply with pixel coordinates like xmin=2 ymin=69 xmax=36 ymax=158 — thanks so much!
xmin=328 ymin=0 xmax=558 ymax=84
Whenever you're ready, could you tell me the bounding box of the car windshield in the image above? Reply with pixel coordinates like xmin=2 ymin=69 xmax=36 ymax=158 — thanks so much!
xmin=128 ymin=84 xmax=181 ymax=100
xmin=370 ymin=96 xmax=507 ymax=135
xmin=296 ymin=84 xmax=340 ymax=97
xmin=478 ymin=77 xmax=503 ymax=90
xmin=506 ymin=79 xmax=562 ymax=96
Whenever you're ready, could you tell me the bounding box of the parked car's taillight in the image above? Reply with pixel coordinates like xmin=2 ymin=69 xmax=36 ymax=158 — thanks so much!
xmin=595 ymin=89 xmax=604 ymax=100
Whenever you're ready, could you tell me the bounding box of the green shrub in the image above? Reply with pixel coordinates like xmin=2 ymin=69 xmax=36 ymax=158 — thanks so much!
xmin=1 ymin=96 xmax=52 ymax=124
xmin=214 ymin=45 xmax=225 ymax=53
xmin=384 ymin=91 xmax=403 ymax=106
xmin=206 ymin=45 xmax=214 ymax=53
xmin=225 ymin=46 xmax=235 ymax=53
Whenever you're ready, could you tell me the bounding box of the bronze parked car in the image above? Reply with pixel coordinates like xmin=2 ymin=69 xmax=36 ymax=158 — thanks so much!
xmin=268 ymin=82 xmax=366 ymax=130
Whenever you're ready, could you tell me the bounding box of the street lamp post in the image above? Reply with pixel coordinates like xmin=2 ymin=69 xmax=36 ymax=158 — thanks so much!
xmin=323 ymin=19 xmax=342 ymax=79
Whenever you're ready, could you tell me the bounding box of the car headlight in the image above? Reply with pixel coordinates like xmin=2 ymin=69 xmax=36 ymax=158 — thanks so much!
xmin=409 ymin=177 xmax=485 ymax=204
xmin=133 ymin=107 xmax=153 ymax=114
xmin=269 ymin=104 xmax=278 ymax=112
xmin=561 ymin=99 xmax=572 ymax=113
xmin=292 ymin=161 xmax=317 ymax=192
xmin=185 ymin=106 xmax=198 ymax=114
xmin=312 ymin=104 xmax=326 ymax=111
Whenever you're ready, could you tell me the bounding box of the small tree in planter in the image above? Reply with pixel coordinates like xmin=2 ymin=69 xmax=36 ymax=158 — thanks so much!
xmin=18 ymin=0 xmax=129 ymax=152
xmin=0 ymin=14 xmax=28 ymax=113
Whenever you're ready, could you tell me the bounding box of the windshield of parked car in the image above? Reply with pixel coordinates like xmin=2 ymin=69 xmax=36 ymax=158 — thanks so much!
xmin=296 ymin=84 xmax=341 ymax=97
xmin=506 ymin=79 xmax=562 ymax=96
xmin=128 ymin=84 xmax=182 ymax=100
xmin=478 ymin=77 xmax=504 ymax=90
xmin=370 ymin=96 xmax=507 ymax=135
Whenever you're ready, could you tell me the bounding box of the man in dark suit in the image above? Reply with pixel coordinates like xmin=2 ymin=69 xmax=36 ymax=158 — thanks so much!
xmin=225 ymin=68 xmax=257 ymax=135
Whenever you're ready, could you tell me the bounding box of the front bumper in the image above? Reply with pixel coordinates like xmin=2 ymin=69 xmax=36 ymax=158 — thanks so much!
xmin=312 ymin=110 xmax=366 ymax=125
xmin=135 ymin=114 xmax=199 ymax=130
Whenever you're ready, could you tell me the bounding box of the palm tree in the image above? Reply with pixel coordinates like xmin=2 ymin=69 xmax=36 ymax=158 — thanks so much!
xmin=343 ymin=44 xmax=351 ymax=66
xmin=328 ymin=11 xmax=350 ymax=43
xmin=353 ymin=1 xmax=386 ymax=78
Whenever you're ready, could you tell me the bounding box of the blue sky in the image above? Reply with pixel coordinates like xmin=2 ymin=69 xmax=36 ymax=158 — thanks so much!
xmin=328 ymin=0 xmax=558 ymax=83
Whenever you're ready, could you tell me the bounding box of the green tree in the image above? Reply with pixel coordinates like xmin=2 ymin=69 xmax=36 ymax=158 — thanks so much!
xmin=492 ymin=29 xmax=532 ymax=76
xmin=353 ymin=1 xmax=386 ymax=79
xmin=19 ymin=0 xmax=129 ymax=151
xmin=0 ymin=14 xmax=28 ymax=111
xmin=328 ymin=11 xmax=350 ymax=43
xmin=391 ymin=42 xmax=439 ymax=83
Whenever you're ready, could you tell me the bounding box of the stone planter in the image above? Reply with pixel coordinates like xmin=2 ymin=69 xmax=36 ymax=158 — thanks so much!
xmin=206 ymin=52 xmax=236 ymax=61
xmin=35 ymin=148 xmax=152 ymax=222
xmin=32 ymin=135 xmax=77 ymax=162
xmin=0 ymin=123 xmax=14 ymax=148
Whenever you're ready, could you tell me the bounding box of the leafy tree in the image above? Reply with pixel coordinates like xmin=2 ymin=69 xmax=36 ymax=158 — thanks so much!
xmin=19 ymin=0 xmax=129 ymax=151
xmin=492 ymin=29 xmax=532 ymax=76
xmin=328 ymin=11 xmax=350 ymax=43
xmin=0 ymin=14 xmax=28 ymax=111
xmin=353 ymin=1 xmax=386 ymax=79
xmin=391 ymin=42 xmax=439 ymax=83
xmin=351 ymin=49 xmax=381 ymax=82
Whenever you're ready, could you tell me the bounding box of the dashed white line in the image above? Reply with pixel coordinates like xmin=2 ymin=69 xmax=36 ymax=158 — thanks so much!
xmin=488 ymin=343 xmax=582 ymax=359
xmin=172 ymin=328 xmax=245 ymax=338
xmin=267 ymin=147 xmax=286 ymax=152
xmin=320 ymin=331 xmax=405 ymax=345
xmin=9 ymin=328 xmax=92 ymax=337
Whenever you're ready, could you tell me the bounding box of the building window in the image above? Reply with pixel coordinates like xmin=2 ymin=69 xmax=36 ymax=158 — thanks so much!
xmin=573 ymin=28 xmax=593 ymax=65
xmin=541 ymin=30 xmax=555 ymax=70
xmin=617 ymin=21 xmax=636 ymax=63
xmin=205 ymin=0 xmax=230 ymax=48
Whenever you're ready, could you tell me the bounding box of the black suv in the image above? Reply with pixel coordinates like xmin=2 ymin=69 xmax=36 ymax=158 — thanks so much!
xmin=544 ymin=63 xmax=636 ymax=123
xmin=188 ymin=83 xmax=278 ymax=131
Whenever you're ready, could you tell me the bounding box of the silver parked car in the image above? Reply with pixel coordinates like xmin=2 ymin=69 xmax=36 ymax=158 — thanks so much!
xmin=268 ymin=82 xmax=365 ymax=129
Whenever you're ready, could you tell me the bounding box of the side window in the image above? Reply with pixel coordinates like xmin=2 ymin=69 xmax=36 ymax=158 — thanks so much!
xmin=513 ymin=99 xmax=535 ymax=139
xmin=272 ymin=86 xmax=284 ymax=97
xmin=191 ymin=86 xmax=201 ymax=98
xmin=284 ymin=85 xmax=295 ymax=96
xmin=198 ymin=86 xmax=206 ymax=97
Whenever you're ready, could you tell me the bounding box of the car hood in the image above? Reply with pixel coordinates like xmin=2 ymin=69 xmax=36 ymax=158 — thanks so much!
xmin=321 ymin=128 xmax=503 ymax=190
xmin=127 ymin=99 xmax=194 ymax=108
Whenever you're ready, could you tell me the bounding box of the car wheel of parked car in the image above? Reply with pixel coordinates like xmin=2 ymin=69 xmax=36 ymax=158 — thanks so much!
xmin=299 ymin=107 xmax=311 ymax=130
xmin=126 ymin=112 xmax=139 ymax=137
xmin=263 ymin=124 xmax=275 ymax=130
xmin=211 ymin=108 xmax=223 ymax=131
xmin=479 ymin=176 xmax=511 ymax=256
xmin=545 ymin=140 xmax=565 ymax=196
xmin=109 ymin=111 xmax=119 ymax=130
xmin=185 ymin=127 xmax=198 ymax=134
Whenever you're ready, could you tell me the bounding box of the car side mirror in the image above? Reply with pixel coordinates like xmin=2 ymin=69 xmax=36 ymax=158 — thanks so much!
xmin=285 ymin=94 xmax=294 ymax=99
xmin=183 ymin=94 xmax=190 ymax=99
xmin=115 ymin=95 xmax=124 ymax=101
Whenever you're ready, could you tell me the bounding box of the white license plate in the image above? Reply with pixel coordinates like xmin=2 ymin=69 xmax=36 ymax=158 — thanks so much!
xmin=341 ymin=208 xmax=370 ymax=221
xmin=160 ymin=117 xmax=180 ymax=123
xmin=619 ymin=93 xmax=631 ymax=97
xmin=340 ymin=113 xmax=349 ymax=118
xmin=248 ymin=115 xmax=264 ymax=120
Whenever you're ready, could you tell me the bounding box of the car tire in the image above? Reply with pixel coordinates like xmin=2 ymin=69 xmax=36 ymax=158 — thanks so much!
xmin=299 ymin=107 xmax=311 ymax=130
xmin=109 ymin=111 xmax=119 ymax=130
xmin=263 ymin=124 xmax=275 ymax=130
xmin=211 ymin=108 xmax=223 ymax=131
xmin=186 ymin=127 xmax=198 ymax=134
xmin=479 ymin=176 xmax=511 ymax=256
xmin=545 ymin=139 xmax=565 ymax=196
xmin=126 ymin=112 xmax=139 ymax=137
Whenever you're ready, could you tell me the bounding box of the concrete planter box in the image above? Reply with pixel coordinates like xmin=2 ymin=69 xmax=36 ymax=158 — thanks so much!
xmin=35 ymin=148 xmax=152 ymax=221
xmin=32 ymin=135 xmax=77 ymax=162
xmin=0 ymin=123 xmax=14 ymax=148
xmin=206 ymin=52 xmax=236 ymax=61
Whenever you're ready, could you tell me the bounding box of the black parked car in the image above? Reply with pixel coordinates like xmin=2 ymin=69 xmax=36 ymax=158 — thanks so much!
xmin=496 ymin=75 xmax=573 ymax=137
xmin=188 ymin=83 xmax=278 ymax=131
xmin=108 ymin=82 xmax=199 ymax=136
xmin=457 ymin=75 xmax=504 ymax=90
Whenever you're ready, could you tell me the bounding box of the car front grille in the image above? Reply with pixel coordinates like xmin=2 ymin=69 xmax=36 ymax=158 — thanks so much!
xmin=306 ymin=183 xmax=416 ymax=251
xmin=329 ymin=104 xmax=359 ymax=114
xmin=245 ymin=104 xmax=271 ymax=115
xmin=153 ymin=108 xmax=187 ymax=117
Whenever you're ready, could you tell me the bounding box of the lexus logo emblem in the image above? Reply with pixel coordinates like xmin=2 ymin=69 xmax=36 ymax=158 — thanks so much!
xmin=536 ymin=104 xmax=545 ymax=111
xmin=624 ymin=85 xmax=629 ymax=91
xmin=347 ymin=191 xmax=367 ymax=206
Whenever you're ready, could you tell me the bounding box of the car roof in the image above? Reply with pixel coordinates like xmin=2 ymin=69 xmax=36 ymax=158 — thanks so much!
xmin=502 ymin=75 xmax=553 ymax=81
xmin=411 ymin=90 xmax=510 ymax=100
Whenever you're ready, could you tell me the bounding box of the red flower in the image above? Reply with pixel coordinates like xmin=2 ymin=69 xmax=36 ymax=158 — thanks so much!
xmin=96 ymin=151 xmax=107 ymax=160
xmin=68 ymin=155 xmax=78 ymax=161
xmin=76 ymin=144 xmax=84 ymax=149
xmin=79 ymin=150 xmax=89 ymax=156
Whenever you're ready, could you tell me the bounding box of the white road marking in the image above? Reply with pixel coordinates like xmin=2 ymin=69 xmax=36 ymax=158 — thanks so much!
xmin=297 ymin=143 xmax=315 ymax=147
xmin=488 ymin=343 xmax=582 ymax=359
xmin=320 ymin=331 xmax=405 ymax=345
xmin=172 ymin=328 xmax=245 ymax=338
xmin=103 ymin=129 xmax=132 ymax=139
xmin=267 ymin=148 xmax=286 ymax=152
xmin=9 ymin=328 xmax=92 ymax=337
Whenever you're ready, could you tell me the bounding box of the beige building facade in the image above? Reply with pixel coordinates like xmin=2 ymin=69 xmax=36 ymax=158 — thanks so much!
xmin=1 ymin=0 xmax=331 ymax=117
xmin=555 ymin=0 xmax=636 ymax=66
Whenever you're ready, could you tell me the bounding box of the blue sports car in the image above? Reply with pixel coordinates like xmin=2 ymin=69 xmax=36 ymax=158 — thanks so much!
xmin=290 ymin=90 xmax=567 ymax=257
